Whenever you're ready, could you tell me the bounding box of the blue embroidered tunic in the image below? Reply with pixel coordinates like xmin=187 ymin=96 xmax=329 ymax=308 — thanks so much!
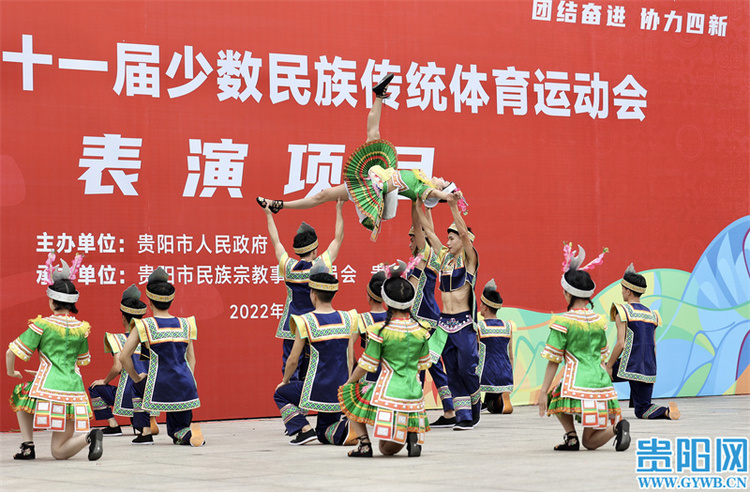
xmin=132 ymin=316 xmax=199 ymax=412
xmin=290 ymin=310 xmax=357 ymax=412
xmin=103 ymin=332 xmax=155 ymax=416
xmin=276 ymin=250 xmax=333 ymax=340
xmin=409 ymin=243 xmax=441 ymax=329
xmin=610 ymin=302 xmax=662 ymax=383
xmin=477 ymin=317 xmax=515 ymax=393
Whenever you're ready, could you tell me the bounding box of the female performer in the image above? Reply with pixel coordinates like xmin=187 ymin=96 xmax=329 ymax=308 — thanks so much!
xmin=6 ymin=253 xmax=104 ymax=460
xmin=338 ymin=261 xmax=432 ymax=457
xmin=257 ymin=74 xmax=457 ymax=241
xmin=537 ymin=244 xmax=629 ymax=451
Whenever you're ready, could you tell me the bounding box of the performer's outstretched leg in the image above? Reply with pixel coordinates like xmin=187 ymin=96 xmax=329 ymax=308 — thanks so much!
xmin=258 ymin=184 xmax=349 ymax=212
xmin=366 ymin=96 xmax=384 ymax=143
xmin=257 ymin=73 xmax=393 ymax=214
xmin=366 ymin=72 xmax=393 ymax=141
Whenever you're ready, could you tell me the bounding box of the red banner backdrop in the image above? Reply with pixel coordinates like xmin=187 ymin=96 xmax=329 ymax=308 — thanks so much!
xmin=1 ymin=1 xmax=748 ymax=431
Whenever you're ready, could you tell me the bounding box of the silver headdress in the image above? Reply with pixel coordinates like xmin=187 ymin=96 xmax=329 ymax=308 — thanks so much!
xmin=381 ymin=260 xmax=416 ymax=310
xmin=45 ymin=253 xmax=82 ymax=303
xmin=560 ymin=242 xmax=608 ymax=298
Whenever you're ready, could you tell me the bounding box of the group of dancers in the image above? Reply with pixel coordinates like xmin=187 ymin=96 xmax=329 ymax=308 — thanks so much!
xmin=7 ymin=257 xmax=204 ymax=461
xmin=256 ymin=75 xmax=679 ymax=457
xmin=6 ymin=74 xmax=678 ymax=461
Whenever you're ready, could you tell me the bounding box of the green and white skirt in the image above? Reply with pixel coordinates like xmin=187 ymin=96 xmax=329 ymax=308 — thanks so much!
xmin=343 ymin=139 xmax=397 ymax=241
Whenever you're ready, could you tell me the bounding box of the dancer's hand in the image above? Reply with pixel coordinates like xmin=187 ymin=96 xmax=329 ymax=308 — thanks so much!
xmin=136 ymin=372 xmax=147 ymax=383
xmin=90 ymin=379 xmax=106 ymax=388
xmin=275 ymin=380 xmax=288 ymax=391
xmin=336 ymin=197 xmax=344 ymax=210
xmin=8 ymin=370 xmax=22 ymax=379
xmin=537 ymin=391 xmax=548 ymax=417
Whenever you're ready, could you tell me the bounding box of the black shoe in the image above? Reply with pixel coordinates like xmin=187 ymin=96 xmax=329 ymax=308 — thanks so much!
xmin=13 ymin=441 xmax=35 ymax=460
xmin=406 ymin=432 xmax=422 ymax=457
xmin=87 ymin=429 xmax=104 ymax=461
xmin=554 ymin=431 xmax=580 ymax=451
xmin=289 ymin=428 xmax=317 ymax=446
xmin=614 ymin=419 xmax=631 ymax=451
xmin=430 ymin=416 xmax=456 ymax=428
xmin=132 ymin=434 xmax=154 ymax=445
xmin=102 ymin=425 xmax=122 ymax=437
xmin=372 ymin=73 xmax=394 ymax=98
xmin=452 ymin=420 xmax=474 ymax=431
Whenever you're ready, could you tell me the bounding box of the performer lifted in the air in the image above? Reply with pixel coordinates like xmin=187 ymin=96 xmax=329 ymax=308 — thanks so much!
xmin=257 ymin=73 xmax=459 ymax=241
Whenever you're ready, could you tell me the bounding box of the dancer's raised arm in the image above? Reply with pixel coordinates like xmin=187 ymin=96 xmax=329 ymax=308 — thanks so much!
xmin=326 ymin=198 xmax=345 ymax=263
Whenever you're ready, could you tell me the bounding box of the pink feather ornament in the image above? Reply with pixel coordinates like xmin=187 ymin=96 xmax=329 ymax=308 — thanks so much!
xmin=406 ymin=254 xmax=423 ymax=274
xmin=454 ymin=188 xmax=469 ymax=215
xmin=68 ymin=253 xmax=84 ymax=280
xmin=44 ymin=251 xmax=57 ymax=286
xmin=561 ymin=242 xmax=574 ymax=273
xmin=581 ymin=248 xmax=609 ymax=271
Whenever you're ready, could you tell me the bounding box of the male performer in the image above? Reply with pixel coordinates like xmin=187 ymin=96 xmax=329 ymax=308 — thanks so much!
xmin=606 ymin=264 xmax=680 ymax=420
xmin=261 ymin=199 xmax=344 ymax=379
xmin=476 ymin=279 xmax=515 ymax=414
xmin=273 ymin=261 xmax=357 ymax=445
xmin=89 ymin=285 xmax=159 ymax=440
xmin=422 ymin=193 xmax=480 ymax=430
xmin=410 ymin=201 xmax=456 ymax=427
xmin=120 ymin=268 xmax=204 ymax=446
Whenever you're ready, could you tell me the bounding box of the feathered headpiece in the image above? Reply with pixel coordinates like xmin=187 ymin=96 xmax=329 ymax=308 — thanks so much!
xmin=621 ymin=263 xmax=647 ymax=294
xmin=146 ymin=267 xmax=175 ymax=302
xmin=481 ymin=279 xmax=503 ymax=310
xmin=367 ymin=271 xmax=386 ymax=302
xmin=308 ymin=259 xmax=338 ymax=292
xmin=293 ymin=222 xmax=318 ymax=254
xmin=45 ymin=252 xmax=82 ymax=303
xmin=381 ymin=260 xmax=416 ymax=310
xmin=560 ymin=242 xmax=608 ymax=298
xmin=121 ymin=284 xmax=148 ymax=316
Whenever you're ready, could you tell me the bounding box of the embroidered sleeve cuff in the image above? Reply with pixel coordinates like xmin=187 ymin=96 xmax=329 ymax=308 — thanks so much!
xmin=358 ymin=353 xmax=379 ymax=373
xmin=600 ymin=347 xmax=610 ymax=362
xmin=549 ymin=322 xmax=568 ymax=334
xmin=321 ymin=250 xmax=333 ymax=270
xmin=610 ymin=303 xmax=626 ymax=322
xmin=417 ymin=355 xmax=433 ymax=371
xmin=8 ymin=340 xmax=32 ymax=362
xmin=77 ymin=352 xmax=91 ymax=366
xmin=541 ymin=344 xmax=563 ymax=363
xmin=279 ymin=252 xmax=290 ymax=272
xmin=133 ymin=319 xmax=149 ymax=343
xmin=104 ymin=333 xmax=119 ymax=354
xmin=290 ymin=315 xmax=308 ymax=339
xmin=187 ymin=316 xmax=198 ymax=340
xmin=346 ymin=310 xmax=358 ymax=334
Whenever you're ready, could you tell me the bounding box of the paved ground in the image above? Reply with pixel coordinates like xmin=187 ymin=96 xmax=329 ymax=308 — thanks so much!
xmin=2 ymin=395 xmax=748 ymax=491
